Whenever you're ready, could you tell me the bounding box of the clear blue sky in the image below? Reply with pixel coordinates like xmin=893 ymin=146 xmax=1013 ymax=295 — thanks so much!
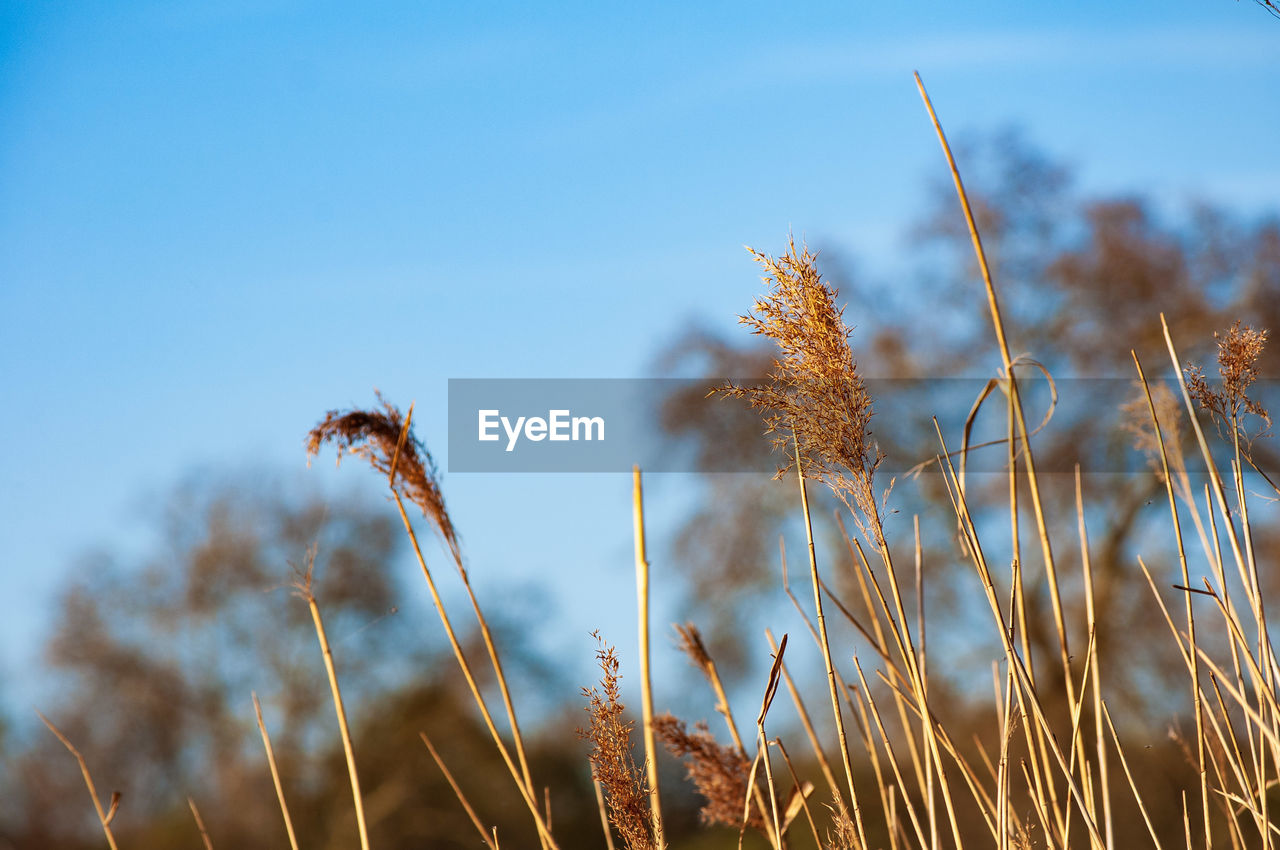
xmin=2 ymin=2 xmax=1278 ymax=719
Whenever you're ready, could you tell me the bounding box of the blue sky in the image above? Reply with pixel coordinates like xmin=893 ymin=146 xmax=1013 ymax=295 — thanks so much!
xmin=2 ymin=2 xmax=1278 ymax=720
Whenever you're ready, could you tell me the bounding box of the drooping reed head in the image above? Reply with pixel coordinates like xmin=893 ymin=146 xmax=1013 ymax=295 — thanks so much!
xmin=652 ymin=713 xmax=759 ymax=832
xmin=720 ymin=237 xmax=883 ymax=531
xmin=305 ymin=391 xmax=461 ymax=562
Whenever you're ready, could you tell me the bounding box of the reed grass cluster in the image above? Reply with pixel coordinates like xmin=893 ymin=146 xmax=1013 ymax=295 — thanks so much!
xmin=582 ymin=633 xmax=662 ymax=850
xmin=34 ymin=73 xmax=1280 ymax=850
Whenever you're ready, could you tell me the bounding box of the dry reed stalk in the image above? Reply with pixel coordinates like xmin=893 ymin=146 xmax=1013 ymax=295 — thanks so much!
xmin=36 ymin=710 xmax=120 ymax=850
xmin=1184 ymin=792 xmax=1195 ymax=850
xmin=1206 ymin=671 xmax=1255 ymax=824
xmin=1190 ymin=603 xmax=1280 ymax=757
xmin=848 ymin=675 xmax=896 ymax=841
xmin=1062 ymin=625 xmax=1098 ymax=849
xmin=1132 ymin=352 xmax=1208 ymax=849
xmin=913 ymin=516 xmax=925 ymax=695
xmin=932 ymin=426 xmax=1106 ymax=848
xmin=1017 ymin=759 xmax=1057 ymax=850
xmin=252 ymin=692 xmax=300 ymax=850
xmin=450 ymin=556 xmax=540 ymax=822
xmin=1197 ymin=475 xmax=1259 ymax=810
xmin=1115 ymin=317 xmax=1277 ymax=848
xmin=850 ymin=656 xmax=928 ymax=848
xmin=1162 ymin=318 xmax=1258 ymax=655
xmin=855 ymin=535 xmax=963 ymax=850
xmin=188 ymin=796 xmax=215 ymax=850
xmin=774 ymin=738 xmax=820 ymax=845
xmin=1101 ymin=703 xmax=1167 ymax=850
xmin=593 ymin=777 xmax=618 ymax=850
xmin=832 ymin=516 xmax=902 ymax=682
xmin=779 ymin=546 xmax=897 ymax=844
xmin=1133 ymin=556 xmax=1247 ymax=813
xmin=307 ymin=398 xmax=557 ymax=849
xmin=872 ymin=668 xmax=1003 ymax=843
xmin=795 ymin=451 xmax=868 ymax=849
xmin=457 ymin=570 xmax=538 ymax=808
xmin=914 ymin=513 xmax=938 ymax=850
xmin=1201 ymin=477 xmax=1262 ymax=815
xmin=390 ymin=489 xmax=560 ymax=849
xmin=1186 ymin=322 xmax=1277 ymax=836
xmin=1196 ymin=716 xmax=1241 ymax=849
xmin=738 ymin=747 xmax=765 ymax=850
xmin=764 ymin=628 xmax=843 ymax=810
xmin=674 ymin=624 xmax=743 ymax=749
xmin=835 ymin=520 xmax=963 ymax=850
xmin=387 ymin=404 xmax=542 ymax=833
xmin=291 ymin=556 xmax=370 ymax=850
xmin=913 ymin=74 xmax=1081 ymax=842
xmin=420 ymin=731 xmax=498 ymax=850
xmin=1193 ymin=579 xmax=1278 ymax=738
xmin=915 ymin=72 xmax=1077 ymax=737
xmin=1123 ymin=374 xmax=1214 ymax=562
xmin=754 ymin=634 xmax=788 ymax=850
xmin=831 ymin=517 xmax=941 ymax=822
xmin=1074 ymin=469 xmax=1115 ymax=850
xmin=832 ymin=526 xmax=954 ymax=842
xmin=632 ymin=467 xmax=664 ymax=847
xmin=724 ymin=223 xmax=987 ymax=846
xmin=992 ymin=663 xmax=1012 ymax=850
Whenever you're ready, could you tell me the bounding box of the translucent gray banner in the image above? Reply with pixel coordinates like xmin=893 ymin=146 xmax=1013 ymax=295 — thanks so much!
xmin=446 ymin=378 xmax=1278 ymax=474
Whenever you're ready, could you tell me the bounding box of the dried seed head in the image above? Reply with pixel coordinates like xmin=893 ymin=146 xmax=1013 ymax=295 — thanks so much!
xmin=673 ymin=623 xmax=712 ymax=679
xmin=1121 ymin=381 xmax=1184 ymax=482
xmin=1185 ymin=320 xmax=1271 ymax=439
xmin=824 ymin=800 xmax=858 ymax=850
xmin=653 ymin=713 xmax=760 ymax=832
xmin=305 ymin=391 xmax=461 ymax=563
xmin=720 ymin=237 xmax=883 ymax=536
xmin=578 ymin=633 xmax=659 ymax=850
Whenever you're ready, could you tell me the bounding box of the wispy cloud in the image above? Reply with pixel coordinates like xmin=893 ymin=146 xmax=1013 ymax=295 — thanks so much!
xmin=531 ymin=24 xmax=1277 ymax=143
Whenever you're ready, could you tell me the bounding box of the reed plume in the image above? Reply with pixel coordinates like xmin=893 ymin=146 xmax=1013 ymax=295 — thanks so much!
xmin=1185 ymin=319 xmax=1271 ymax=436
xmin=653 ymin=713 xmax=760 ymax=831
xmin=305 ymin=390 xmax=460 ymax=562
xmin=720 ymin=237 xmax=884 ymax=539
xmin=580 ymin=633 xmax=660 ymax=850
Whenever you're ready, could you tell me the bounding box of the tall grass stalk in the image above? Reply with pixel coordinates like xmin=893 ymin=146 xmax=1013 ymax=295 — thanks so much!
xmin=188 ymin=796 xmax=215 ymax=850
xmin=252 ymin=692 xmax=300 ymax=850
xmin=420 ymin=731 xmax=499 ymax=850
xmin=391 ymin=404 xmax=542 ymax=833
xmin=1133 ymin=352 xmax=1208 ymax=850
xmin=796 ymin=446 xmax=867 ymax=848
xmin=293 ymin=560 xmax=370 ymax=850
xmin=915 ymin=72 xmax=1077 ymax=738
xmin=633 ymin=466 xmax=665 ymax=847
xmin=307 ymin=397 xmax=559 ymax=849
xmin=36 ymin=710 xmax=120 ymax=850
xmin=390 ymin=489 xmax=560 ymax=849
